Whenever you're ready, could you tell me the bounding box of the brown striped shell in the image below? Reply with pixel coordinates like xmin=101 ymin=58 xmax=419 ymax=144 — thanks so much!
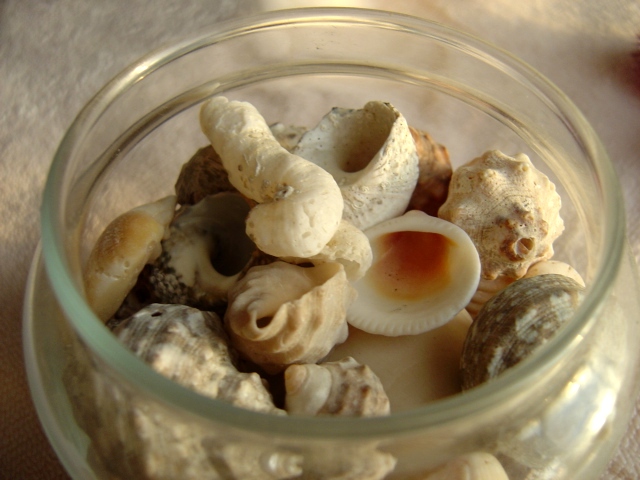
xmin=460 ymin=274 xmax=585 ymax=390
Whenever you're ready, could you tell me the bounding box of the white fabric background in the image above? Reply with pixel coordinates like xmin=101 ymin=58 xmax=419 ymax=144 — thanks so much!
xmin=1 ymin=1 xmax=638 ymax=478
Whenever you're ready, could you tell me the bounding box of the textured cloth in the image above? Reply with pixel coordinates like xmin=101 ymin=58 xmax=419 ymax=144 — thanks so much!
xmin=1 ymin=1 xmax=639 ymax=479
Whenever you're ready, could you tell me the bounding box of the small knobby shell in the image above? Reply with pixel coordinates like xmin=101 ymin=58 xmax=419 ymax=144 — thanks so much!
xmin=224 ymin=261 xmax=355 ymax=374
xmin=407 ymin=126 xmax=453 ymax=217
xmin=142 ymin=192 xmax=273 ymax=311
xmin=83 ymin=195 xmax=177 ymax=322
xmin=460 ymin=274 xmax=585 ymax=390
xmin=113 ymin=303 xmax=284 ymax=414
xmin=284 ymin=357 xmax=390 ymax=417
xmin=348 ymin=210 xmax=481 ymax=336
xmin=438 ymin=150 xmax=564 ymax=280
xmin=293 ymin=100 xmax=419 ymax=231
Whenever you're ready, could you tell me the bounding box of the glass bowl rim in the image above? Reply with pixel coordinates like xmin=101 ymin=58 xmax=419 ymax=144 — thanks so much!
xmin=39 ymin=7 xmax=625 ymax=439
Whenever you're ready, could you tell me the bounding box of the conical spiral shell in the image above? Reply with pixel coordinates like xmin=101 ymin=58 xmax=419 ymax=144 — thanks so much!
xmin=284 ymin=357 xmax=390 ymax=417
xmin=460 ymin=274 xmax=585 ymax=390
xmin=224 ymin=261 xmax=355 ymax=373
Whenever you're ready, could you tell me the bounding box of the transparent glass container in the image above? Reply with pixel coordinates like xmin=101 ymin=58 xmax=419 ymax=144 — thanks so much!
xmin=24 ymin=8 xmax=640 ymax=480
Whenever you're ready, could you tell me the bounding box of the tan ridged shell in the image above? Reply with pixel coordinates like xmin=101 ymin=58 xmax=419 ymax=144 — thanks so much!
xmin=224 ymin=261 xmax=355 ymax=374
xmin=83 ymin=195 xmax=176 ymax=322
xmin=293 ymin=101 xmax=419 ymax=230
xmin=142 ymin=192 xmax=273 ymax=311
xmin=348 ymin=210 xmax=480 ymax=336
xmin=113 ymin=303 xmax=284 ymax=414
xmin=407 ymin=126 xmax=452 ymax=217
xmin=422 ymin=452 xmax=509 ymax=480
xmin=438 ymin=150 xmax=564 ymax=280
xmin=284 ymin=357 xmax=390 ymax=417
xmin=460 ymin=274 xmax=585 ymax=390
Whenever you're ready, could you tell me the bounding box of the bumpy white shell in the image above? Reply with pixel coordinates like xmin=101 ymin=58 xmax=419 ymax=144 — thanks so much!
xmin=422 ymin=452 xmax=509 ymax=480
xmin=113 ymin=303 xmax=284 ymax=414
xmin=282 ymin=219 xmax=373 ymax=281
xmin=348 ymin=210 xmax=480 ymax=336
xmin=293 ymin=101 xmax=419 ymax=230
xmin=438 ymin=150 xmax=564 ymax=280
xmin=83 ymin=195 xmax=176 ymax=322
xmin=224 ymin=261 xmax=355 ymax=373
xmin=144 ymin=192 xmax=272 ymax=311
xmin=200 ymin=96 xmax=344 ymax=258
xmin=284 ymin=357 xmax=390 ymax=417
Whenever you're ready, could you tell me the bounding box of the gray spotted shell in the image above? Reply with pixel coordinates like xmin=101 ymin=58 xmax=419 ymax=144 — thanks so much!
xmin=460 ymin=274 xmax=585 ymax=390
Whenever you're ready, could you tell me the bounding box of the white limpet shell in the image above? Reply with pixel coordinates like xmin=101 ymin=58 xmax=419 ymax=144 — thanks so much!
xmin=438 ymin=150 xmax=564 ymax=280
xmin=293 ymin=101 xmax=419 ymax=231
xmin=224 ymin=261 xmax=355 ymax=374
xmin=281 ymin=219 xmax=373 ymax=281
xmin=348 ymin=210 xmax=481 ymax=336
xmin=113 ymin=304 xmax=284 ymax=415
xmin=200 ymin=96 xmax=344 ymax=258
xmin=83 ymin=195 xmax=176 ymax=322
xmin=422 ymin=452 xmax=509 ymax=480
xmin=284 ymin=357 xmax=390 ymax=417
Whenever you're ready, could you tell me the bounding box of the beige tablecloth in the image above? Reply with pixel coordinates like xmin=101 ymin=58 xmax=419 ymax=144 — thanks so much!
xmin=1 ymin=1 xmax=639 ymax=478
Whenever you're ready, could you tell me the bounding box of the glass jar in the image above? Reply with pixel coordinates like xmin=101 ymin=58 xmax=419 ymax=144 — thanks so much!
xmin=24 ymin=8 xmax=640 ymax=479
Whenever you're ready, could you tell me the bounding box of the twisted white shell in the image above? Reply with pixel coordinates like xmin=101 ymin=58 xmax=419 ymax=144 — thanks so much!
xmin=224 ymin=261 xmax=354 ymax=373
xmin=200 ymin=96 xmax=344 ymax=258
xmin=438 ymin=150 xmax=564 ymax=280
xmin=83 ymin=195 xmax=176 ymax=322
xmin=284 ymin=357 xmax=390 ymax=417
xmin=113 ymin=303 xmax=284 ymax=414
xmin=348 ymin=210 xmax=481 ymax=336
xmin=293 ymin=101 xmax=419 ymax=230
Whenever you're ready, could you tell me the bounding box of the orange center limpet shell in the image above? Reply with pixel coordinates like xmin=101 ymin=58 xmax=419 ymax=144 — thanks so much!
xmin=348 ymin=210 xmax=481 ymax=336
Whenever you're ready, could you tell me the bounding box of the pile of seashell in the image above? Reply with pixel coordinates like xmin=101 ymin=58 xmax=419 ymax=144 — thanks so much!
xmin=80 ymin=96 xmax=586 ymax=478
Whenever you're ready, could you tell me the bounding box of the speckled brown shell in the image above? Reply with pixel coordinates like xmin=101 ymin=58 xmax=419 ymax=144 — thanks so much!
xmin=460 ymin=274 xmax=584 ymax=390
xmin=406 ymin=126 xmax=452 ymax=217
xmin=174 ymin=145 xmax=238 ymax=206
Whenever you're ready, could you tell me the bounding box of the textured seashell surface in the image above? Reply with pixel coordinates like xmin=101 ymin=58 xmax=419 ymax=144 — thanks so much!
xmin=293 ymin=100 xmax=419 ymax=230
xmin=174 ymin=145 xmax=238 ymax=206
xmin=460 ymin=274 xmax=585 ymax=390
xmin=407 ymin=126 xmax=453 ymax=217
xmin=348 ymin=209 xmax=480 ymax=336
xmin=200 ymin=96 xmax=344 ymax=258
xmin=438 ymin=150 xmax=564 ymax=280
xmin=284 ymin=356 xmax=390 ymax=417
xmin=141 ymin=192 xmax=272 ymax=311
xmin=113 ymin=303 xmax=284 ymax=414
xmin=224 ymin=261 xmax=355 ymax=374
xmin=83 ymin=195 xmax=176 ymax=322
xmin=421 ymin=452 xmax=509 ymax=480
